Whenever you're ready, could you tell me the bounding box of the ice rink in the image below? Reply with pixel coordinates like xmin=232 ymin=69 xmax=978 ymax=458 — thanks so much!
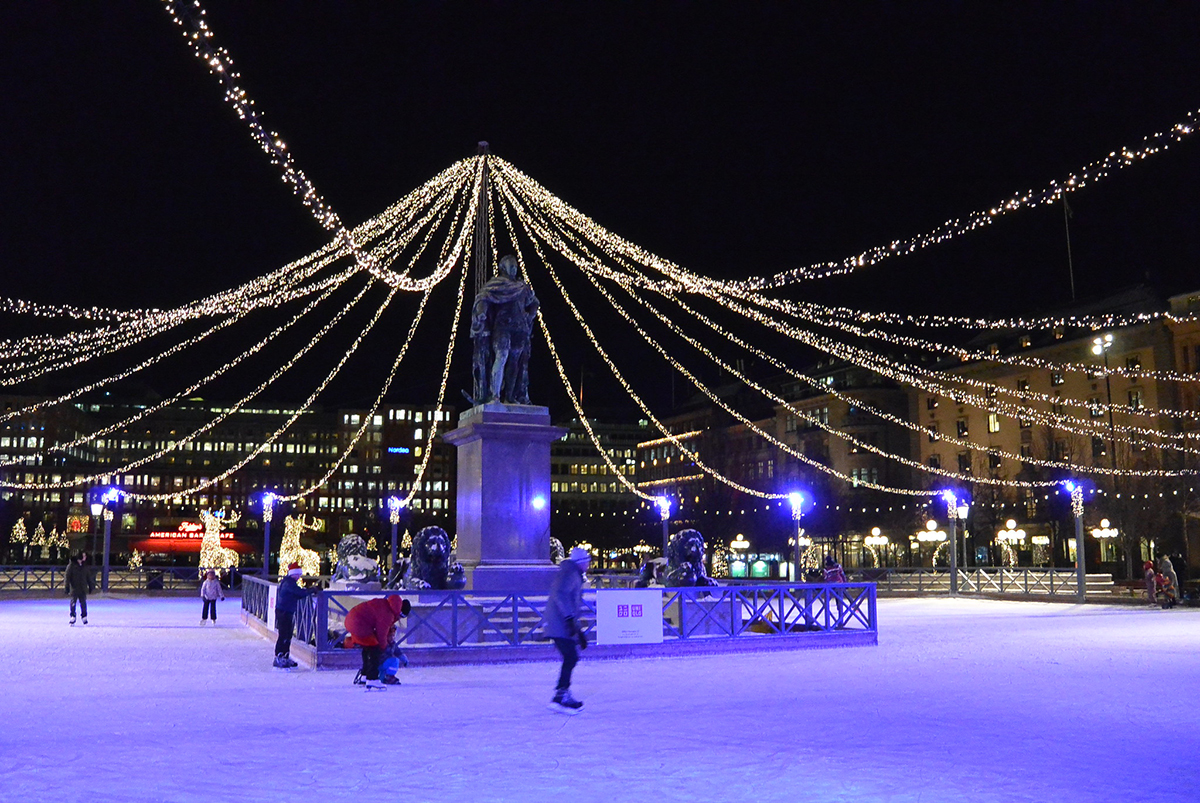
xmin=1 ymin=594 xmax=1196 ymax=803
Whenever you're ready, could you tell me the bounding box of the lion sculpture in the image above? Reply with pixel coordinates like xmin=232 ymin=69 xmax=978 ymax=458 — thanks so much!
xmin=549 ymin=536 xmax=565 ymax=564
xmin=329 ymin=534 xmax=380 ymax=589
xmin=403 ymin=526 xmax=466 ymax=590
xmin=664 ymin=529 xmax=719 ymax=587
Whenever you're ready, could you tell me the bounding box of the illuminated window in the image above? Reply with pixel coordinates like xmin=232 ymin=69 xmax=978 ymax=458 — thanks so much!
xmin=988 ymin=413 xmax=1000 ymax=433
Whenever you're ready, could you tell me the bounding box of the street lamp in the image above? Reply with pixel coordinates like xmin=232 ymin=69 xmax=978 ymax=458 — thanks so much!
xmin=387 ymin=496 xmax=402 ymax=572
xmin=918 ymin=520 xmax=947 ymax=569
xmin=788 ymin=492 xmax=805 ymax=582
xmin=1091 ymin=517 xmax=1119 ymax=564
xmin=89 ymin=498 xmax=103 ymax=556
xmin=1065 ymin=480 xmax=1086 ymax=599
xmin=941 ymin=490 xmax=967 ymax=594
xmin=655 ymin=497 xmax=672 ymax=556
xmin=100 ymin=487 xmax=119 ymax=592
xmin=261 ymin=492 xmax=277 ymax=578
xmin=865 ymin=526 xmax=889 ymax=567
xmin=995 ymin=519 xmax=1027 ymax=568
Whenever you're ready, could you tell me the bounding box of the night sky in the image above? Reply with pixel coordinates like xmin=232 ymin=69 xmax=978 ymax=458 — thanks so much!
xmin=3 ymin=2 xmax=1199 ymax=413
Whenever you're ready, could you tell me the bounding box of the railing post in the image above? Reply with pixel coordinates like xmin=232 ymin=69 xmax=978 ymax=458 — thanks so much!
xmin=511 ymin=595 xmax=519 ymax=646
xmin=679 ymin=588 xmax=688 ymax=639
xmin=451 ymin=592 xmax=459 ymax=647
xmin=315 ymin=591 xmax=328 ymax=652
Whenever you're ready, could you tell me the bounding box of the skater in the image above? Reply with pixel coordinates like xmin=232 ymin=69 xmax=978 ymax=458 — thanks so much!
xmin=1144 ymin=560 xmax=1158 ymax=606
xmin=1159 ymin=555 xmax=1180 ymax=604
xmin=64 ymin=551 xmax=93 ymax=625
xmin=544 ymin=546 xmax=590 ymax=713
xmin=345 ymin=594 xmax=410 ymax=685
xmin=823 ymin=554 xmax=847 ymax=583
xmin=200 ymin=569 xmax=225 ymax=625
xmin=274 ymin=562 xmax=317 ymax=668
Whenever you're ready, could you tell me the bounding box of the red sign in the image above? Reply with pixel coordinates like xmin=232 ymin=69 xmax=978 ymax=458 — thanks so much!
xmin=146 ymin=521 xmax=231 ymax=540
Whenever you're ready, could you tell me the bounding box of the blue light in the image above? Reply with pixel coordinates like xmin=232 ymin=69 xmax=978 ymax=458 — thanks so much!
xmin=787 ymin=491 xmax=804 ymax=511
xmin=387 ymin=446 xmax=411 ymax=454
xmin=387 ymin=496 xmax=401 ymax=511
xmin=532 ymin=495 xmax=547 ymax=510
xmin=655 ymin=496 xmax=672 ymax=518
xmin=101 ymin=488 xmax=120 ymax=503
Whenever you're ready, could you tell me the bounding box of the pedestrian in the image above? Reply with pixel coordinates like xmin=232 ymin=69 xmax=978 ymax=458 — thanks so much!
xmin=274 ymin=562 xmax=317 ymax=668
xmin=823 ymin=554 xmax=847 ymax=583
xmin=64 ymin=551 xmax=93 ymax=626
xmin=1143 ymin=560 xmax=1158 ymax=606
xmin=200 ymin=569 xmax=225 ymax=626
xmin=544 ymin=546 xmax=590 ymax=713
xmin=345 ymin=594 xmax=410 ymax=685
xmin=1159 ymin=555 xmax=1180 ymax=604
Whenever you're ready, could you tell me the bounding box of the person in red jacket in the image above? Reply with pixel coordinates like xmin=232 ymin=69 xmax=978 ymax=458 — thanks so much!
xmin=345 ymin=595 xmax=410 ymax=684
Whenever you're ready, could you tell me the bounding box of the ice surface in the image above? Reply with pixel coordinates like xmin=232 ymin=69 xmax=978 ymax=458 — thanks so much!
xmin=1 ymin=595 xmax=1196 ymax=802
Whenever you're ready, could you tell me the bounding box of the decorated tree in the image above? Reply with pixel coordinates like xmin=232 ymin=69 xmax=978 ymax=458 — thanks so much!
xmin=10 ymin=518 xmax=27 ymax=562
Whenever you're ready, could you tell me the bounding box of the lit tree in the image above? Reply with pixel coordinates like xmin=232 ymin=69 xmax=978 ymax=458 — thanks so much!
xmin=9 ymin=518 xmax=27 ymax=562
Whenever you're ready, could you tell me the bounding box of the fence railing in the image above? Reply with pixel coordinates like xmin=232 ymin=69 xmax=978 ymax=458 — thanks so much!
xmin=852 ymin=567 xmax=1111 ymax=596
xmin=241 ymin=576 xmax=877 ymax=656
xmin=0 ymin=564 xmax=210 ymax=592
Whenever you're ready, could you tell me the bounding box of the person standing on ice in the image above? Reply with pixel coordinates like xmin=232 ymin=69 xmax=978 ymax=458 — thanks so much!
xmin=199 ymin=569 xmax=225 ymax=626
xmin=65 ymin=551 xmax=93 ymax=625
xmin=1143 ymin=560 xmax=1158 ymax=606
xmin=823 ymin=554 xmax=847 ymax=583
xmin=345 ymin=594 xmax=411 ymax=685
xmin=1159 ymin=555 xmax=1180 ymax=603
xmin=544 ymin=546 xmax=590 ymax=713
xmin=274 ymin=562 xmax=316 ymax=668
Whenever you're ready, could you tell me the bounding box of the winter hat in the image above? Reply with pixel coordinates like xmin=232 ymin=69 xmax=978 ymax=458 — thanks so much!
xmin=1144 ymin=560 xmax=1155 ymax=571
xmin=287 ymin=562 xmax=303 ymax=578
xmin=569 ymin=547 xmax=591 ymax=565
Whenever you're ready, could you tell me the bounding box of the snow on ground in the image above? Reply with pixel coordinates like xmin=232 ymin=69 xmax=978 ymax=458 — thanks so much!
xmin=1 ymin=595 xmax=1197 ymax=803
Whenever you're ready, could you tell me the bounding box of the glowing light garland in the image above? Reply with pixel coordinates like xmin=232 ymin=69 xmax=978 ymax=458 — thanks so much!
xmin=500 ymin=167 xmax=1196 ymax=483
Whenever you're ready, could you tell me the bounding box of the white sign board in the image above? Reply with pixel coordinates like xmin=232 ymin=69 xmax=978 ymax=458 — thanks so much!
xmin=267 ymin=584 xmax=277 ymax=630
xmin=596 ymin=589 xmax=663 ymax=645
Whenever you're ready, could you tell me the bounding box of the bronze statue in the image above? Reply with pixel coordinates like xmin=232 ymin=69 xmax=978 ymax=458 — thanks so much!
xmin=469 ymin=255 xmax=538 ymax=404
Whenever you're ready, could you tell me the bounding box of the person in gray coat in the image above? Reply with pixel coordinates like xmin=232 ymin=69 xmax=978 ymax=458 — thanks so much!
xmin=544 ymin=546 xmax=590 ymax=712
xmin=1159 ymin=555 xmax=1180 ymax=602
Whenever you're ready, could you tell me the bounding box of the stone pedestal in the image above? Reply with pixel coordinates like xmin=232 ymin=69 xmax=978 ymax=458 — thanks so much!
xmin=442 ymin=403 xmax=566 ymax=592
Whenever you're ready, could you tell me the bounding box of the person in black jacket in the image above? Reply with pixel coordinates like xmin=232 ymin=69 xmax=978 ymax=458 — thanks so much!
xmin=64 ymin=551 xmax=94 ymax=625
xmin=544 ymin=547 xmax=590 ymax=713
xmin=274 ymin=562 xmax=317 ymax=668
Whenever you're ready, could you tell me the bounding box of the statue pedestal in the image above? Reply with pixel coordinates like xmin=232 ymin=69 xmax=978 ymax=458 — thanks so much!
xmin=442 ymin=403 xmax=565 ymax=592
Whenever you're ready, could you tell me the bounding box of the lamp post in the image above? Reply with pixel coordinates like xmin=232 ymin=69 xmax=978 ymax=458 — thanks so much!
xmin=100 ymin=488 xmax=119 ymax=592
xmin=89 ymin=499 xmax=103 ymax=556
xmin=1092 ymin=335 xmax=1122 ymax=573
xmin=917 ymin=520 xmax=947 ymax=569
xmin=1066 ymin=481 xmax=1086 ymax=600
xmin=865 ymin=527 xmax=889 ymax=568
xmin=995 ymin=519 xmax=1027 ymax=568
xmin=655 ymin=497 xmax=672 ymax=556
xmin=261 ymin=492 xmax=276 ymax=578
xmin=387 ymin=496 xmax=401 ymax=572
xmin=788 ymin=492 xmax=805 ymax=582
xmin=941 ymin=491 xmax=967 ymax=595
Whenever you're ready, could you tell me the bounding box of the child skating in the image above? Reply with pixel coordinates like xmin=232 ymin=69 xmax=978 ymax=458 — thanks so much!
xmin=199 ymin=569 xmax=225 ymax=625
xmin=544 ymin=546 xmax=590 ymax=713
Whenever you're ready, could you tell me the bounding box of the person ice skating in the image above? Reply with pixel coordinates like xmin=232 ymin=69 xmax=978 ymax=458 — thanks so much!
xmin=345 ymin=594 xmax=411 ymax=685
xmin=274 ymin=562 xmax=317 ymax=668
xmin=1144 ymin=560 xmax=1158 ymax=606
xmin=200 ymin=569 xmax=225 ymax=626
xmin=1159 ymin=555 xmax=1180 ymax=604
xmin=544 ymin=546 xmax=590 ymax=713
xmin=823 ymin=554 xmax=847 ymax=583
xmin=65 ymin=551 xmax=94 ymax=625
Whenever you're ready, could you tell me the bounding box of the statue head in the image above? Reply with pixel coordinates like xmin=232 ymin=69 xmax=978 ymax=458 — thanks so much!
xmin=497 ymin=255 xmax=519 ymax=280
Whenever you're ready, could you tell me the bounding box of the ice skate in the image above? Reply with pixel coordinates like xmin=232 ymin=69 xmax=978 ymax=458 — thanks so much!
xmin=272 ymin=653 xmax=293 ymax=669
xmin=69 ymin=616 xmax=76 ymax=626
xmin=81 ymin=618 xmax=87 ymax=625
xmin=549 ymin=689 xmax=583 ymax=714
